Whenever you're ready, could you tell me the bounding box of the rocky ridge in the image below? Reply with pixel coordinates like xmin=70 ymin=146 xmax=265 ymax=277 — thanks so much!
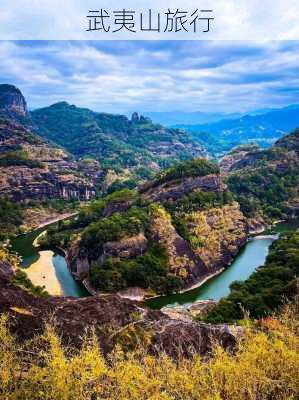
xmin=63 ymin=160 xmax=248 ymax=295
xmin=0 ymin=118 xmax=99 ymax=201
xmin=30 ymin=101 xmax=206 ymax=179
xmin=0 ymin=258 xmax=237 ymax=357
xmin=0 ymin=84 xmax=29 ymax=118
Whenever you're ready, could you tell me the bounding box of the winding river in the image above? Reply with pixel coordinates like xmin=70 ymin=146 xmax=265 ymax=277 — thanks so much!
xmin=11 ymin=224 xmax=89 ymax=297
xmin=11 ymin=219 xmax=299 ymax=305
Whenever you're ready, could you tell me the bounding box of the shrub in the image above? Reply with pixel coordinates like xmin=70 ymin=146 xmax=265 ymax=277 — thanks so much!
xmin=0 ymin=300 xmax=298 ymax=399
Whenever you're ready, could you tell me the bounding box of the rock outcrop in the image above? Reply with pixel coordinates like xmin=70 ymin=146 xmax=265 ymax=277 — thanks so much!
xmin=66 ymin=243 xmax=90 ymax=279
xmin=141 ymin=174 xmax=225 ymax=203
xmin=67 ymin=233 xmax=149 ymax=280
xmin=103 ymin=233 xmax=148 ymax=259
xmin=220 ymin=144 xmax=261 ymax=175
xmin=0 ymin=261 xmax=237 ymax=357
xmin=149 ymin=202 xmax=248 ymax=289
xmin=149 ymin=204 xmax=209 ymax=284
xmin=0 ymin=118 xmax=98 ymax=201
xmin=182 ymin=202 xmax=248 ymax=274
xmin=0 ymin=84 xmax=28 ymax=118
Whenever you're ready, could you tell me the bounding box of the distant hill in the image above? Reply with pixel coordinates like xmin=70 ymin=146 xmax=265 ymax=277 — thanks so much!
xmin=31 ymin=103 xmax=206 ymax=181
xmin=175 ymin=105 xmax=299 ymax=156
xmin=0 ymin=83 xmax=206 ymax=193
xmin=221 ymin=128 xmax=299 ymax=222
xmin=143 ymin=111 xmax=242 ymax=126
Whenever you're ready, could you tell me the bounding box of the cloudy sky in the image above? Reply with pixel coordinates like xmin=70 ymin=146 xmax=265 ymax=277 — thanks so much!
xmin=0 ymin=40 xmax=299 ymax=114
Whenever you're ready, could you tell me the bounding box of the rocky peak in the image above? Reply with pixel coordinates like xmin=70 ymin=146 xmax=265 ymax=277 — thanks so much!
xmin=131 ymin=112 xmax=152 ymax=125
xmin=131 ymin=111 xmax=140 ymax=123
xmin=0 ymin=84 xmax=28 ymax=117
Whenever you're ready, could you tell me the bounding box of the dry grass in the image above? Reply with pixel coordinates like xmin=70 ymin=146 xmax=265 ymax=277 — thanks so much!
xmin=0 ymin=300 xmax=298 ymax=400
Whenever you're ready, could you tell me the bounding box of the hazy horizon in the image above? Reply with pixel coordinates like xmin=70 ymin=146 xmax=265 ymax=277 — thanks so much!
xmin=1 ymin=41 xmax=299 ymax=115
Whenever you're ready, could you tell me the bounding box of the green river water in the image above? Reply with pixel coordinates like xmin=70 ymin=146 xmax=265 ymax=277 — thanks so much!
xmin=10 ymin=219 xmax=299 ymax=307
xmin=11 ymin=224 xmax=89 ymax=297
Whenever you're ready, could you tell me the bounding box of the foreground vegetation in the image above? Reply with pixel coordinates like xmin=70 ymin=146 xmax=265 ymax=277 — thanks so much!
xmin=0 ymin=299 xmax=298 ymax=400
xmin=205 ymin=230 xmax=299 ymax=323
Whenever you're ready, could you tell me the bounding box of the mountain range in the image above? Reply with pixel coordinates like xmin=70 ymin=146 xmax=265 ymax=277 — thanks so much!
xmin=143 ymin=111 xmax=242 ymax=126
xmin=31 ymin=103 xmax=205 ymax=178
xmin=0 ymin=84 xmax=206 ymax=201
xmin=173 ymin=105 xmax=299 ymax=156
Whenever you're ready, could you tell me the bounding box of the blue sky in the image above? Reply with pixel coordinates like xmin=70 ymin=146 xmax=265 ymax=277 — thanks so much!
xmin=0 ymin=40 xmax=299 ymax=114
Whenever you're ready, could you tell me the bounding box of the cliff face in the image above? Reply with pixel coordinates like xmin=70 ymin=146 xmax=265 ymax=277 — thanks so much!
xmin=0 ymin=84 xmax=28 ymax=118
xmin=140 ymin=174 xmax=225 ymax=203
xmin=0 ymin=118 xmax=98 ymax=201
xmin=63 ymin=160 xmax=248 ymax=294
xmin=182 ymin=202 xmax=248 ymax=273
xmin=149 ymin=204 xmax=209 ymax=285
xmin=149 ymin=202 xmax=248 ymax=289
xmin=220 ymin=144 xmax=261 ymax=175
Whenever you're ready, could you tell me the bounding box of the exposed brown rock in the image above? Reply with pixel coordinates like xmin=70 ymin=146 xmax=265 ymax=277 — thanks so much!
xmin=102 ymin=199 xmax=134 ymax=217
xmin=0 ymin=119 xmax=98 ymax=201
xmin=183 ymin=202 xmax=248 ymax=273
xmin=149 ymin=204 xmax=209 ymax=284
xmin=141 ymin=174 xmax=225 ymax=203
xmin=149 ymin=203 xmax=248 ymax=288
xmin=0 ymin=84 xmax=28 ymax=117
xmin=103 ymin=233 xmax=148 ymax=259
xmin=0 ymin=264 xmax=237 ymax=357
xmin=66 ymin=244 xmax=90 ymax=279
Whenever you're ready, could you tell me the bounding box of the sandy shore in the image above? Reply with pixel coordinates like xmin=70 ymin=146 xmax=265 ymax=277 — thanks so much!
xmin=25 ymin=250 xmax=62 ymax=296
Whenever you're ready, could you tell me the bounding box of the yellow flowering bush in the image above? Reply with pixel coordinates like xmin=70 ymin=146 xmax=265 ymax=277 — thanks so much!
xmin=0 ymin=301 xmax=298 ymax=400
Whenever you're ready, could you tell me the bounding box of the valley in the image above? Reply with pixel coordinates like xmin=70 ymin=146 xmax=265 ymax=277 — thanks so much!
xmin=0 ymin=82 xmax=298 ymax=391
xmin=11 ymin=216 xmax=299 ymax=308
xmin=1 ymin=83 xmax=298 ymax=307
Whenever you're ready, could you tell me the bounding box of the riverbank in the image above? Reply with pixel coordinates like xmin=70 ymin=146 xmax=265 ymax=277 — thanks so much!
xmin=35 ymin=212 xmax=77 ymax=230
xmin=11 ymin=217 xmax=299 ymax=304
xmin=180 ymin=269 xmax=225 ymax=294
xmin=68 ymin=234 xmax=278 ymax=302
xmin=145 ymin=234 xmax=279 ymax=310
xmin=19 ymin=206 xmax=78 ymax=233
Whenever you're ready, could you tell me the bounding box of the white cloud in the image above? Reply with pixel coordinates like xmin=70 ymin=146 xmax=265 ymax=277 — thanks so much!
xmin=0 ymin=40 xmax=298 ymax=113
